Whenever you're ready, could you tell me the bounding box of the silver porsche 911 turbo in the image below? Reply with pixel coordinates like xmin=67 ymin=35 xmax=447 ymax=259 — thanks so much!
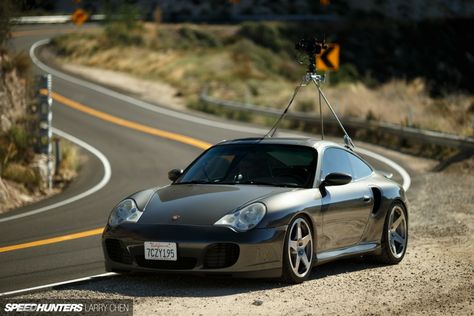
xmin=102 ymin=137 xmax=408 ymax=283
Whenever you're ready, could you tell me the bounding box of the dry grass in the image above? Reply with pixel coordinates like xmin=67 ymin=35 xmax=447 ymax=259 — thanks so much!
xmin=57 ymin=139 xmax=79 ymax=182
xmin=2 ymin=163 xmax=39 ymax=189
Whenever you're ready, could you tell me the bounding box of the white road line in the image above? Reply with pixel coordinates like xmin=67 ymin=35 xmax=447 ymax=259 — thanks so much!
xmin=0 ymin=128 xmax=112 ymax=223
xmin=0 ymin=272 xmax=117 ymax=297
xmin=31 ymin=39 xmax=411 ymax=190
xmin=356 ymin=147 xmax=411 ymax=191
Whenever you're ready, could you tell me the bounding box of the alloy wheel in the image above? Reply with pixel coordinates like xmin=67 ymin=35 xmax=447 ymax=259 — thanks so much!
xmin=388 ymin=205 xmax=407 ymax=258
xmin=287 ymin=218 xmax=313 ymax=278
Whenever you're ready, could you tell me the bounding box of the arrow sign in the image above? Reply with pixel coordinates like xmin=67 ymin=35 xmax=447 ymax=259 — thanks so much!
xmin=316 ymin=44 xmax=340 ymax=71
xmin=72 ymin=8 xmax=88 ymax=26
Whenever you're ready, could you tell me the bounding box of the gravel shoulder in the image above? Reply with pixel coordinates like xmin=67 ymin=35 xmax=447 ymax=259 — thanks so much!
xmin=17 ymin=156 xmax=474 ymax=315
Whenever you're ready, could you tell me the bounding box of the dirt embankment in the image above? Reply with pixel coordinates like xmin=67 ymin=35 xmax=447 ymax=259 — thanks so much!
xmin=19 ymin=153 xmax=474 ymax=315
xmin=0 ymin=53 xmax=79 ymax=213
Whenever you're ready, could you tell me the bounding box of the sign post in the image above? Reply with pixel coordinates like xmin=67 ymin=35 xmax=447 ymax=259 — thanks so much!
xmin=38 ymin=74 xmax=53 ymax=190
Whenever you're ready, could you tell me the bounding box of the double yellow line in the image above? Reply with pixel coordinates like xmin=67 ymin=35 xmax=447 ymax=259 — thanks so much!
xmin=0 ymin=91 xmax=212 ymax=253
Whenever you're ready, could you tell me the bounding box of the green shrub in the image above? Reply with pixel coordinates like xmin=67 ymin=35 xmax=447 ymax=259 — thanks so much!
xmin=237 ymin=22 xmax=290 ymax=53
xmin=9 ymin=124 xmax=29 ymax=152
xmin=178 ymin=27 xmax=222 ymax=48
xmin=329 ymin=63 xmax=359 ymax=85
xmin=61 ymin=140 xmax=79 ymax=172
xmin=11 ymin=52 xmax=31 ymax=78
xmin=230 ymin=39 xmax=279 ymax=76
xmin=2 ymin=163 xmax=39 ymax=189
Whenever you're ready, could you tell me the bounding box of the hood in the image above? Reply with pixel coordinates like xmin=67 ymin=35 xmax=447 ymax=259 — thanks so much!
xmin=139 ymin=184 xmax=293 ymax=226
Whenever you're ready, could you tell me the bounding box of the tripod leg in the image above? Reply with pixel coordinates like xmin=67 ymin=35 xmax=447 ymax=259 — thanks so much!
xmin=265 ymin=78 xmax=306 ymax=138
xmin=311 ymin=78 xmax=354 ymax=147
xmin=319 ymin=86 xmax=324 ymax=140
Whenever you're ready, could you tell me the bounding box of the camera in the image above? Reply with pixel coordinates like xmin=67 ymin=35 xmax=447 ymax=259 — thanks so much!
xmin=295 ymin=37 xmax=328 ymax=73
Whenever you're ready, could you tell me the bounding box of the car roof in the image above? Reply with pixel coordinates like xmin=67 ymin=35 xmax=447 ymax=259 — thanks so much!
xmin=217 ymin=137 xmax=348 ymax=151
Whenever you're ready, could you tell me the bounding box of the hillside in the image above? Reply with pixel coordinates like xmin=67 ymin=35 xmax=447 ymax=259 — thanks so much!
xmin=50 ymin=21 xmax=473 ymax=137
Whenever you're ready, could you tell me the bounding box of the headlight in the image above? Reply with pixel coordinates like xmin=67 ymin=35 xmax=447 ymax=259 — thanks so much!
xmin=214 ymin=202 xmax=266 ymax=232
xmin=108 ymin=199 xmax=143 ymax=227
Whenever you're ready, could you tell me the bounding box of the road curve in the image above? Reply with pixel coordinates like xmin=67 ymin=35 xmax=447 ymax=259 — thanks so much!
xmin=0 ymin=25 xmax=410 ymax=294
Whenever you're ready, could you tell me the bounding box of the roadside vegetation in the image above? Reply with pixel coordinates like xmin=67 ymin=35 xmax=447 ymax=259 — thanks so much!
xmin=51 ymin=19 xmax=474 ymax=139
xmin=0 ymin=1 xmax=80 ymax=212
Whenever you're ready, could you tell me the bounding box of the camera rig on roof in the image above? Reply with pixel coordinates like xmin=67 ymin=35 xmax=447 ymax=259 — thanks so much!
xmin=265 ymin=36 xmax=354 ymax=150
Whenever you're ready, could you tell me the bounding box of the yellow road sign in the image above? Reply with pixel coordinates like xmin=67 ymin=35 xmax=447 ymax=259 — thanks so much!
xmin=316 ymin=44 xmax=340 ymax=71
xmin=72 ymin=8 xmax=88 ymax=26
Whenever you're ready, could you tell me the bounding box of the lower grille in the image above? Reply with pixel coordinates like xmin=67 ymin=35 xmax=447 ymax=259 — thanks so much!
xmin=135 ymin=256 xmax=197 ymax=270
xmin=203 ymin=243 xmax=239 ymax=269
xmin=105 ymin=239 xmax=132 ymax=264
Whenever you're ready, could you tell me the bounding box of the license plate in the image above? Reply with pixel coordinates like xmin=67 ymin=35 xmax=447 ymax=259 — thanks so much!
xmin=144 ymin=242 xmax=177 ymax=261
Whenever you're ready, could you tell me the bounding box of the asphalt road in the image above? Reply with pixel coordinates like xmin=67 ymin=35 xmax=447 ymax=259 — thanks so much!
xmin=0 ymin=25 xmax=408 ymax=294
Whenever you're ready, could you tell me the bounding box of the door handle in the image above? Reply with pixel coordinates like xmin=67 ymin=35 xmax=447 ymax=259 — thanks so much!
xmin=363 ymin=195 xmax=372 ymax=203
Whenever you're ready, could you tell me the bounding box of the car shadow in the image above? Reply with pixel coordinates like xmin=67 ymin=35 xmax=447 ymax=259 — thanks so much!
xmin=308 ymin=257 xmax=385 ymax=281
xmin=54 ymin=258 xmax=386 ymax=298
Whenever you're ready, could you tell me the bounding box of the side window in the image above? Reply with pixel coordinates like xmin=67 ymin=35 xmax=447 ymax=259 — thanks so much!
xmin=321 ymin=148 xmax=352 ymax=179
xmin=348 ymin=153 xmax=373 ymax=180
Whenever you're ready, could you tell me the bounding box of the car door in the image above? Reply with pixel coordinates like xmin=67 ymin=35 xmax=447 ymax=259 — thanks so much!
xmin=319 ymin=147 xmax=374 ymax=251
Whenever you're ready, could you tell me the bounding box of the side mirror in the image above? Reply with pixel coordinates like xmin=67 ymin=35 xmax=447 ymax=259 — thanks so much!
xmin=321 ymin=172 xmax=352 ymax=187
xmin=168 ymin=169 xmax=183 ymax=182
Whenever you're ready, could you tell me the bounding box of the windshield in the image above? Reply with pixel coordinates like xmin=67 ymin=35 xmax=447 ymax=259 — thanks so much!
xmin=176 ymin=144 xmax=317 ymax=188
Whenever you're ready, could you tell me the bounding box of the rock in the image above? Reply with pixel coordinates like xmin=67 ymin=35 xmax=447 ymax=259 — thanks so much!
xmin=0 ymin=177 xmax=10 ymax=203
xmin=30 ymin=154 xmax=54 ymax=190
xmin=252 ymin=299 xmax=263 ymax=306
xmin=0 ymin=114 xmax=12 ymax=133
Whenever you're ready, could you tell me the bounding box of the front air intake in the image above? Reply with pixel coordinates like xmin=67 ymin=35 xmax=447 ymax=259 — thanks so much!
xmin=203 ymin=243 xmax=239 ymax=269
xmin=105 ymin=239 xmax=132 ymax=264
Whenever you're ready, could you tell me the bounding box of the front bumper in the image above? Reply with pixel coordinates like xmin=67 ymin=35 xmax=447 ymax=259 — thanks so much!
xmin=102 ymin=223 xmax=287 ymax=278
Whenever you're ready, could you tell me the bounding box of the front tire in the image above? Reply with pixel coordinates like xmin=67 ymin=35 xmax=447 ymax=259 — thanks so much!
xmin=377 ymin=202 xmax=408 ymax=264
xmin=281 ymin=216 xmax=314 ymax=283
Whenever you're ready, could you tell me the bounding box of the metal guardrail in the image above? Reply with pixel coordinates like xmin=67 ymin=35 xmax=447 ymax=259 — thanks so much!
xmin=11 ymin=15 xmax=105 ymax=24
xmin=200 ymin=92 xmax=474 ymax=151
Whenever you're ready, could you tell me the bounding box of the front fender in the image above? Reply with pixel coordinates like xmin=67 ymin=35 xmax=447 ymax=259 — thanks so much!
xmin=128 ymin=186 xmax=161 ymax=211
xmin=257 ymin=188 xmax=322 ymax=228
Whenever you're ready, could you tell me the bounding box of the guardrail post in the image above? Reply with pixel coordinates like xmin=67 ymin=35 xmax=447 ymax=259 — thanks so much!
xmin=54 ymin=138 xmax=61 ymax=176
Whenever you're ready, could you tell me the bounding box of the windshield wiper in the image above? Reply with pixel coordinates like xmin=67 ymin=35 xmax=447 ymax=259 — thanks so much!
xmin=175 ymin=180 xmax=213 ymax=185
xmin=237 ymin=180 xmax=300 ymax=188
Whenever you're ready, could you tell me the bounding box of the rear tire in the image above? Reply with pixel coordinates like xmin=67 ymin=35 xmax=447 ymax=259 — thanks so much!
xmin=281 ymin=216 xmax=314 ymax=283
xmin=376 ymin=201 xmax=408 ymax=264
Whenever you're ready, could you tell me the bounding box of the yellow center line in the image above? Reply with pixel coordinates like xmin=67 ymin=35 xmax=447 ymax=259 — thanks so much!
xmin=0 ymin=91 xmax=213 ymax=253
xmin=0 ymin=228 xmax=104 ymax=253
xmin=42 ymin=89 xmax=211 ymax=150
